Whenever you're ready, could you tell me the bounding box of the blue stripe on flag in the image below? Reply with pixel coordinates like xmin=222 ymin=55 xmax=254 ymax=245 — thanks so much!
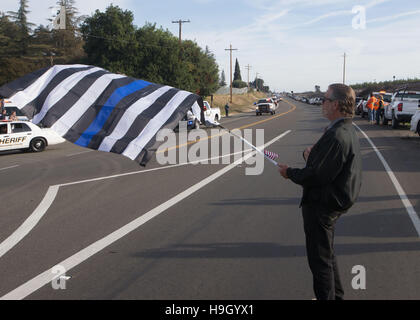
xmin=75 ymin=80 xmax=151 ymax=147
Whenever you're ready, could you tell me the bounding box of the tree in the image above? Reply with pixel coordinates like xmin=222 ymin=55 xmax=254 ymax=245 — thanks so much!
xmin=220 ymin=70 xmax=226 ymax=86
xmin=81 ymin=6 xmax=219 ymax=97
xmin=233 ymin=58 xmax=242 ymax=81
xmin=7 ymin=0 xmax=34 ymax=55
xmin=80 ymin=5 xmax=138 ymax=75
xmin=50 ymin=0 xmax=85 ymax=59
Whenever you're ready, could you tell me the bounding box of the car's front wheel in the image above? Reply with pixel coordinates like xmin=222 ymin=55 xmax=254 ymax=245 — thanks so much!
xmin=30 ymin=138 xmax=46 ymax=152
xmin=417 ymin=122 xmax=420 ymax=137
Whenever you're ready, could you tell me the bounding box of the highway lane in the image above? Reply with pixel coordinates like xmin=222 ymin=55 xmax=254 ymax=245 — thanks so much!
xmin=1 ymin=98 xmax=420 ymax=299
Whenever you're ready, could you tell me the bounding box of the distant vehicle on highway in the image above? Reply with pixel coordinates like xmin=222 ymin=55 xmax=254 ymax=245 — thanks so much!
xmin=383 ymin=90 xmax=420 ymax=128
xmin=254 ymin=98 xmax=276 ymax=116
xmin=203 ymin=100 xmax=221 ymax=122
xmin=0 ymin=120 xmax=65 ymax=152
xmin=309 ymin=97 xmax=322 ymax=105
xmin=410 ymin=109 xmax=420 ymax=136
xmin=174 ymin=109 xmax=201 ymax=131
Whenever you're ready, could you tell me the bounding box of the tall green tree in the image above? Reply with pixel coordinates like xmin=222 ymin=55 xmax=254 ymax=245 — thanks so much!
xmin=220 ymin=70 xmax=226 ymax=86
xmin=7 ymin=0 xmax=34 ymax=55
xmin=233 ymin=58 xmax=242 ymax=81
xmin=80 ymin=5 xmax=138 ymax=76
xmin=81 ymin=5 xmax=219 ymax=97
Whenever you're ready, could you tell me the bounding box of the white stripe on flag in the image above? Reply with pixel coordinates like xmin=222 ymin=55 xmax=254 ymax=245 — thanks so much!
xmin=9 ymin=64 xmax=88 ymax=109
xmin=32 ymin=67 xmax=103 ymax=124
xmin=122 ymin=91 xmax=192 ymax=160
xmin=98 ymin=86 xmax=173 ymax=152
xmin=51 ymin=73 xmax=125 ymax=136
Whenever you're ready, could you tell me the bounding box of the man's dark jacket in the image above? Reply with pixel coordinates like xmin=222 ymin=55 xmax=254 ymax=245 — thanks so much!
xmin=286 ymin=118 xmax=362 ymax=213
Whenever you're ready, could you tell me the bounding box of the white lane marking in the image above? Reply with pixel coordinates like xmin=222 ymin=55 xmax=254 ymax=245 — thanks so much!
xmin=0 ymin=130 xmax=291 ymax=300
xmin=0 ymin=186 xmax=59 ymax=258
xmin=60 ymin=148 xmax=254 ymax=188
xmin=0 ymin=165 xmax=19 ymax=172
xmin=0 ymin=139 xmax=270 ymax=258
xmin=66 ymin=150 xmax=94 ymax=157
xmin=354 ymin=123 xmax=420 ymax=237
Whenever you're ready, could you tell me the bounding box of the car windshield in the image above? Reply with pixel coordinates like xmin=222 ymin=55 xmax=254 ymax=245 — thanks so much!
xmin=258 ymin=99 xmax=268 ymax=104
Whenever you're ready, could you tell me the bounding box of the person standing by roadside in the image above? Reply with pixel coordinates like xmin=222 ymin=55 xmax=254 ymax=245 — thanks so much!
xmin=366 ymin=94 xmax=377 ymax=124
xmin=224 ymin=102 xmax=230 ymax=117
xmin=376 ymin=95 xmax=384 ymax=125
xmin=0 ymin=99 xmax=4 ymax=119
xmin=278 ymin=83 xmax=362 ymax=300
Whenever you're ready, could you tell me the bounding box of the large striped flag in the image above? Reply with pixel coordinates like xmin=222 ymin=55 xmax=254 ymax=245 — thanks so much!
xmin=0 ymin=64 xmax=204 ymax=166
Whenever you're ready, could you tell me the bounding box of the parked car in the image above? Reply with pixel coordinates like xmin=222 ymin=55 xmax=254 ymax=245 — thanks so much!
xmin=203 ymin=100 xmax=221 ymax=122
xmin=355 ymin=99 xmax=365 ymax=116
xmin=0 ymin=120 xmax=65 ymax=153
xmin=383 ymin=90 xmax=420 ymax=128
xmin=410 ymin=109 xmax=420 ymax=136
xmin=174 ymin=109 xmax=200 ymax=131
xmin=255 ymin=98 xmax=276 ymax=115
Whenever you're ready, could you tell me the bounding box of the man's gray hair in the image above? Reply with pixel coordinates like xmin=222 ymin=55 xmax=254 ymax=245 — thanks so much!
xmin=329 ymin=83 xmax=356 ymax=117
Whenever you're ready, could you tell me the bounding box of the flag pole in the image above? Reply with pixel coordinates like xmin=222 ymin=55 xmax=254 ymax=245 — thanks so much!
xmin=217 ymin=124 xmax=278 ymax=166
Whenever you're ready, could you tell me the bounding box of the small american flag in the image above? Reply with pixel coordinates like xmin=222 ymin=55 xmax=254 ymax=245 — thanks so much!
xmin=264 ymin=149 xmax=279 ymax=161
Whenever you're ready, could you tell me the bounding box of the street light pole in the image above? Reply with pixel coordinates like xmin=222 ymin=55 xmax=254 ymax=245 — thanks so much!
xmin=225 ymin=44 xmax=238 ymax=103
xmin=245 ymin=64 xmax=252 ymax=95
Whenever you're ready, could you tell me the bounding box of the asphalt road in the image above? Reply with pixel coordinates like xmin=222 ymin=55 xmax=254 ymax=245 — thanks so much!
xmin=1 ymin=98 xmax=419 ymax=300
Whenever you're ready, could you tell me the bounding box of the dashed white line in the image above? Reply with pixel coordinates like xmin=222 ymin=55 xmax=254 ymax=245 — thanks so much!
xmin=0 ymin=165 xmax=19 ymax=171
xmin=66 ymin=150 xmax=94 ymax=157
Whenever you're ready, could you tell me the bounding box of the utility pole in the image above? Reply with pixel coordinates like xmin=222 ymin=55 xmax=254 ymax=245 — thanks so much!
xmin=255 ymin=72 xmax=259 ymax=91
xmin=225 ymin=44 xmax=238 ymax=103
xmin=343 ymin=52 xmax=346 ymax=84
xmin=245 ymin=64 xmax=252 ymax=95
xmin=172 ymin=19 xmax=190 ymax=46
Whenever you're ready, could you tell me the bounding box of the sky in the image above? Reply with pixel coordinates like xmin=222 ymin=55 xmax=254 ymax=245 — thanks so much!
xmin=2 ymin=0 xmax=420 ymax=93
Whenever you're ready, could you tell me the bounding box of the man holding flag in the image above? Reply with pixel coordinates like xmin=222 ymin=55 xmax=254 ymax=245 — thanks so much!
xmin=278 ymin=83 xmax=362 ymax=300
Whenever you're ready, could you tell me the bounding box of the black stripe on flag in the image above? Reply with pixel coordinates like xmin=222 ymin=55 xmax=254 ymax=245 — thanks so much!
xmin=41 ymin=69 xmax=110 ymax=128
xmin=63 ymin=76 xmax=135 ymax=143
xmin=21 ymin=66 xmax=94 ymax=119
xmin=0 ymin=67 xmax=50 ymax=99
xmin=135 ymin=93 xmax=199 ymax=166
xmin=87 ymin=83 xmax=165 ymax=150
xmin=110 ymin=88 xmax=180 ymax=155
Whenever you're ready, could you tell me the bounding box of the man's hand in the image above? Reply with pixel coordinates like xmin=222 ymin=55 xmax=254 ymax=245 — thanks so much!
xmin=303 ymin=146 xmax=312 ymax=161
xmin=278 ymin=163 xmax=289 ymax=179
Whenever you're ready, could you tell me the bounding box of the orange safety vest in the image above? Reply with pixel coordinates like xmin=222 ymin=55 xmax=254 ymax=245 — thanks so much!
xmin=373 ymin=98 xmax=380 ymax=110
xmin=366 ymin=96 xmax=377 ymax=110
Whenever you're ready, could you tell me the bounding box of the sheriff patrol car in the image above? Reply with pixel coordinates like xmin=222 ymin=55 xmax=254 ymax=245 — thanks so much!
xmin=0 ymin=120 xmax=65 ymax=152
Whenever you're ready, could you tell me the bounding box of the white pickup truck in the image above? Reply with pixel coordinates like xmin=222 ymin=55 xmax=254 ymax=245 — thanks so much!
xmin=383 ymin=91 xmax=420 ymax=128
xmin=203 ymin=100 xmax=221 ymax=124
